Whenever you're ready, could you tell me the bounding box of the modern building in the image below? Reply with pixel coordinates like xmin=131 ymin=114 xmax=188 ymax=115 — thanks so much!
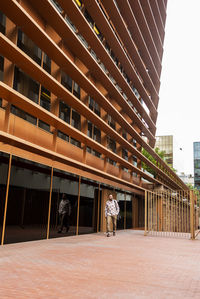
xmin=0 ymin=0 xmax=187 ymax=245
xmin=194 ymin=142 xmax=200 ymax=190
xmin=155 ymin=135 xmax=173 ymax=167
xmin=179 ymin=173 xmax=194 ymax=186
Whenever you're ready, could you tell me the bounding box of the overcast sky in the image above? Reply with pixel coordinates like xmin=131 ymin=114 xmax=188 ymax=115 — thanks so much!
xmin=156 ymin=0 xmax=200 ymax=175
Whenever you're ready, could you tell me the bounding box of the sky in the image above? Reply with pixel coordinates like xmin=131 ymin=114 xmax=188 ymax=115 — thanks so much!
xmin=156 ymin=0 xmax=200 ymax=175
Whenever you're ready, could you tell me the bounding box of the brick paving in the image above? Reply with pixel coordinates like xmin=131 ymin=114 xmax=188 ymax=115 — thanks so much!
xmin=0 ymin=230 xmax=200 ymax=298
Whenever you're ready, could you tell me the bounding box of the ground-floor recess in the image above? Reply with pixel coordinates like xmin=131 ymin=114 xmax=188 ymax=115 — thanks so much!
xmin=0 ymin=151 xmax=145 ymax=245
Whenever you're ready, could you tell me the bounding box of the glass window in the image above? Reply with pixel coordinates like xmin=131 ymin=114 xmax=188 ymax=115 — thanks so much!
xmin=0 ymin=152 xmax=10 ymax=244
xmin=122 ymin=130 xmax=127 ymax=140
xmin=59 ymin=101 xmax=71 ymax=124
xmin=78 ymin=177 xmax=99 ymax=235
xmin=107 ymin=137 xmax=116 ymax=153
xmin=108 ymin=114 xmax=116 ymax=130
xmin=43 ymin=53 xmax=51 ymax=74
xmin=0 ymin=55 xmax=4 ymax=82
xmin=17 ymin=29 xmax=42 ymax=65
xmin=87 ymin=122 xmax=93 ymax=138
xmin=0 ymin=11 xmax=6 ymax=35
xmin=11 ymin=105 xmax=37 ymax=125
xmin=49 ymin=169 xmax=79 ymax=238
xmin=126 ymin=194 xmax=132 ymax=229
xmin=84 ymin=9 xmax=94 ymax=26
xmin=13 ymin=67 xmax=39 ymax=103
xmin=57 ymin=130 xmax=69 ymax=142
xmin=73 ymin=82 xmax=80 ymax=99
xmin=70 ymin=137 xmax=81 ymax=148
xmin=122 ymin=148 xmax=128 ymax=161
xmin=4 ymin=156 xmax=51 ymax=244
xmin=94 ymin=126 xmax=101 ymax=143
xmin=89 ymin=96 xmax=100 ymax=116
xmin=40 ymin=86 xmax=51 ymax=111
xmin=61 ymin=71 xmax=72 ymax=92
xmin=116 ymin=192 xmax=125 ymax=230
xmin=38 ymin=120 xmax=50 ymax=132
xmin=71 ymin=110 xmax=81 ymax=130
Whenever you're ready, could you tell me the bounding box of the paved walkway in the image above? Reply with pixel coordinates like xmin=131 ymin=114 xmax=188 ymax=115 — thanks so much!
xmin=0 ymin=230 xmax=200 ymax=298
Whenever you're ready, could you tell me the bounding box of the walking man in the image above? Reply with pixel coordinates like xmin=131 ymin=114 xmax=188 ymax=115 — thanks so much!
xmin=105 ymin=194 xmax=120 ymax=237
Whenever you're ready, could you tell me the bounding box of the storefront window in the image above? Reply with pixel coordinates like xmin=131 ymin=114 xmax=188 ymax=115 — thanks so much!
xmin=116 ymin=192 xmax=125 ymax=230
xmin=49 ymin=169 xmax=79 ymax=238
xmin=126 ymin=194 xmax=132 ymax=229
xmin=4 ymin=157 xmax=51 ymax=244
xmin=78 ymin=178 xmax=99 ymax=235
xmin=0 ymin=152 xmax=9 ymax=244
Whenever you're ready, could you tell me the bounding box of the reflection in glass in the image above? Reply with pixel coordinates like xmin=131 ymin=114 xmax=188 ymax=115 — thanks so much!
xmin=4 ymin=157 xmax=51 ymax=244
xmin=116 ymin=192 xmax=125 ymax=230
xmin=49 ymin=169 xmax=78 ymax=238
xmin=0 ymin=152 xmax=9 ymax=244
xmin=126 ymin=194 xmax=132 ymax=229
xmin=78 ymin=178 xmax=99 ymax=235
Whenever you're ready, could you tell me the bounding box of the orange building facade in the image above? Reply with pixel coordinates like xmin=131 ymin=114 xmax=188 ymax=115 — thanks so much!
xmin=0 ymin=0 xmax=187 ymax=245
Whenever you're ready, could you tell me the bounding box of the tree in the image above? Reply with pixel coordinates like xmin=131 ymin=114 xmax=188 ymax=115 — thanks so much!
xmin=141 ymin=147 xmax=166 ymax=177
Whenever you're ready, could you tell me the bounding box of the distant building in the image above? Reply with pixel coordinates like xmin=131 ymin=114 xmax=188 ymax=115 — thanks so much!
xmin=179 ymin=173 xmax=194 ymax=186
xmin=194 ymin=142 xmax=200 ymax=190
xmin=155 ymin=135 xmax=173 ymax=167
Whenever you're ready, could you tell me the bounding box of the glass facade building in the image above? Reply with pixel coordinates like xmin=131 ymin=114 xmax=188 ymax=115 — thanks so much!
xmin=194 ymin=142 xmax=200 ymax=189
xmin=155 ymin=135 xmax=173 ymax=167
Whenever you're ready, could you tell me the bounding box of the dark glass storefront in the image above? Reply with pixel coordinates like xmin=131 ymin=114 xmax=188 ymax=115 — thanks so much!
xmin=4 ymin=156 xmax=51 ymax=244
xmin=0 ymin=151 xmax=139 ymax=245
xmin=0 ymin=152 xmax=9 ymax=244
xmin=49 ymin=169 xmax=79 ymax=238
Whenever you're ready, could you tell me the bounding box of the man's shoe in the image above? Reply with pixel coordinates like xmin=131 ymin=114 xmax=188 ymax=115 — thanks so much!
xmin=113 ymin=232 xmax=116 ymax=236
xmin=107 ymin=233 xmax=111 ymax=237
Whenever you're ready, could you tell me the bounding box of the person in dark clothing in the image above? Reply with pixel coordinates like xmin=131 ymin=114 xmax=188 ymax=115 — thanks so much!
xmin=58 ymin=194 xmax=71 ymax=233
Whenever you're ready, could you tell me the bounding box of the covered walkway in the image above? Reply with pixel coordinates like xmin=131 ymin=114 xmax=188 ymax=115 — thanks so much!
xmin=0 ymin=230 xmax=200 ymax=298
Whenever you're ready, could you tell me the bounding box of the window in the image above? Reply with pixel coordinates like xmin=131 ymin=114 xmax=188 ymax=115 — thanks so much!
xmin=88 ymin=122 xmax=101 ymax=143
xmin=108 ymin=115 xmax=116 ymax=130
xmin=84 ymin=9 xmax=94 ymax=26
xmin=40 ymin=86 xmax=51 ymax=111
xmin=17 ymin=29 xmax=42 ymax=65
xmin=57 ymin=130 xmax=69 ymax=142
xmin=122 ymin=130 xmax=127 ymax=140
xmin=71 ymin=110 xmax=81 ymax=130
xmin=38 ymin=120 xmax=50 ymax=132
xmin=73 ymin=81 xmax=80 ymax=99
xmin=86 ymin=146 xmax=101 ymax=158
xmin=122 ymin=148 xmax=128 ymax=161
xmin=132 ymin=155 xmax=137 ymax=167
xmin=107 ymin=137 xmax=116 ymax=153
xmin=70 ymin=137 xmax=81 ymax=148
xmin=94 ymin=126 xmax=101 ymax=143
xmin=11 ymin=105 xmax=37 ymax=125
xmin=61 ymin=71 xmax=72 ymax=92
xmin=0 ymin=55 xmax=4 ymax=82
xmin=13 ymin=67 xmax=39 ymax=103
xmin=59 ymin=101 xmax=70 ymax=124
xmin=89 ymin=96 xmax=100 ymax=116
xmin=0 ymin=11 xmax=6 ymax=34
xmin=87 ymin=122 xmax=93 ymax=138
xmin=43 ymin=53 xmax=51 ymax=74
